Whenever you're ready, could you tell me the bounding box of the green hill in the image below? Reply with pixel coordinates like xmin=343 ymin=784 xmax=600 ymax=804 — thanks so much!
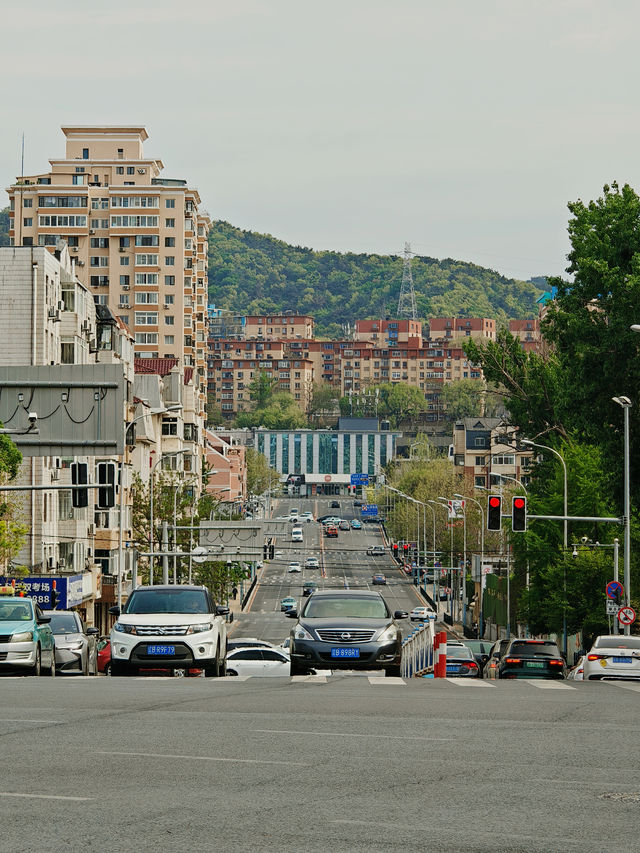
xmin=208 ymin=221 xmax=542 ymax=337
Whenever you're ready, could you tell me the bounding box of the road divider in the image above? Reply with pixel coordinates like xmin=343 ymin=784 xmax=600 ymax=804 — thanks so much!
xmin=401 ymin=620 xmax=436 ymax=678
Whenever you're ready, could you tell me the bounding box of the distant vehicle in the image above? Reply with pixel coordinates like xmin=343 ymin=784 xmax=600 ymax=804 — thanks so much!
xmin=289 ymin=508 xmax=300 ymax=516
xmin=353 ymin=500 xmax=363 ymax=507
xmin=445 ymin=644 xmax=480 ymax=678
xmin=491 ymin=638 xmax=566 ymax=680
xmin=288 ymin=561 xmax=302 ymax=573
xmin=300 ymin=512 xmax=314 ymax=523
xmin=281 ymin=596 xmax=298 ymax=612
xmin=226 ymin=647 xmax=291 ymax=677
xmin=325 ymin=525 xmax=338 ymax=538
xmin=291 ymin=527 xmax=304 ymax=542
xmin=582 ymin=635 xmax=640 ymax=681
xmin=305 ymin=557 xmax=320 ymax=569
xmin=302 ymin=582 xmax=318 ymax=597
xmin=409 ymin=606 xmax=436 ymax=622
xmin=367 ymin=545 xmax=386 ymax=556
xmin=330 ymin=500 xmax=341 ymax=508
xmin=461 ymin=639 xmax=493 ymax=672
xmin=44 ymin=610 xmax=99 ymax=675
xmin=350 ymin=520 xmax=362 ymax=530
xmin=371 ymin=574 xmax=387 ymax=585
xmin=483 ymin=638 xmax=511 ymax=679
xmin=339 ymin=520 xmax=350 ymax=531
xmin=226 ymin=637 xmax=281 ymax=653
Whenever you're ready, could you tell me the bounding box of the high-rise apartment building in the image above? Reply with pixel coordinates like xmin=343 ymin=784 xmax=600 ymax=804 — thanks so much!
xmin=6 ymin=125 xmax=210 ymax=421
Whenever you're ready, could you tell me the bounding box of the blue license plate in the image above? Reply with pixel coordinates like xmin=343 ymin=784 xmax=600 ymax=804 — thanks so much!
xmin=613 ymin=656 xmax=632 ymax=663
xmin=331 ymin=647 xmax=360 ymax=659
xmin=147 ymin=645 xmax=175 ymax=655
xmin=446 ymin=665 xmax=460 ymax=673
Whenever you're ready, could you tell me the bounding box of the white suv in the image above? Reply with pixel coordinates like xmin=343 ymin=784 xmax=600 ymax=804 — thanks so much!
xmin=110 ymin=585 xmax=229 ymax=677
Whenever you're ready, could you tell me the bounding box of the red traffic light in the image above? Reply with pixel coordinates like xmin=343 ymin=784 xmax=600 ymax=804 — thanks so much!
xmin=513 ymin=497 xmax=525 ymax=509
xmin=403 ymin=543 xmax=409 ymax=551
xmin=487 ymin=495 xmax=502 ymax=530
xmin=489 ymin=496 xmax=501 ymax=508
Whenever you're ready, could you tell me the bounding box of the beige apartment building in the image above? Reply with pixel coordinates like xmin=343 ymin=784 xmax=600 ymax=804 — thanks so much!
xmin=6 ymin=125 xmax=210 ymax=423
xmin=354 ymin=319 xmax=423 ymax=347
xmin=244 ymin=313 xmax=315 ymax=340
xmin=428 ymin=317 xmax=496 ymax=343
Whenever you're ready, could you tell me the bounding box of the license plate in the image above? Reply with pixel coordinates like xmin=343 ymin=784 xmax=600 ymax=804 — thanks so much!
xmin=526 ymin=661 xmax=545 ymax=668
xmin=446 ymin=665 xmax=460 ymax=673
xmin=331 ymin=647 xmax=360 ymax=659
xmin=147 ymin=645 xmax=175 ymax=655
xmin=613 ymin=656 xmax=633 ymax=664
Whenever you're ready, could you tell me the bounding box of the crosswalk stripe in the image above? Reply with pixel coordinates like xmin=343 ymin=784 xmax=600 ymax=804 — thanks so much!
xmin=521 ymin=680 xmax=575 ymax=689
xmin=367 ymin=676 xmax=405 ymax=685
xmin=290 ymin=675 xmax=328 ymax=683
xmin=609 ymin=682 xmax=640 ymax=692
xmin=446 ymin=678 xmax=493 ymax=687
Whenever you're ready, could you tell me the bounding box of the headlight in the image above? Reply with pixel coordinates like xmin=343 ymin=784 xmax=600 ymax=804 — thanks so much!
xmin=113 ymin=622 xmax=137 ymax=634
xmin=186 ymin=622 xmax=213 ymax=634
xmin=293 ymin=624 xmax=314 ymax=641
xmin=377 ymin=625 xmax=398 ymax=644
xmin=11 ymin=631 xmax=33 ymax=643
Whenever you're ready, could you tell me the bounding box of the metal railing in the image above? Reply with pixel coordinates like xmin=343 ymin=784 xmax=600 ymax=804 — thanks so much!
xmin=401 ymin=619 xmax=436 ymax=678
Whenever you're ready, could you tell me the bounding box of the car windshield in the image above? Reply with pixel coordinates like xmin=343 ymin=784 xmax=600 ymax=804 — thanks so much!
xmin=447 ymin=645 xmax=473 ymax=658
xmin=509 ymin=642 xmax=561 ymax=657
xmin=303 ymin=596 xmax=389 ymax=619
xmin=594 ymin=636 xmax=640 ymax=650
xmin=124 ymin=589 xmax=208 ymax=614
xmin=47 ymin=613 xmax=79 ymax=633
xmin=0 ymin=601 xmax=34 ymax=621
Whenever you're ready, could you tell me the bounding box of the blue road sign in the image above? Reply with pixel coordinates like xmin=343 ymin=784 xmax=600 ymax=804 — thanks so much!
xmin=606 ymin=580 xmax=624 ymax=600
xmin=361 ymin=504 xmax=378 ymax=516
xmin=350 ymin=473 xmax=369 ymax=486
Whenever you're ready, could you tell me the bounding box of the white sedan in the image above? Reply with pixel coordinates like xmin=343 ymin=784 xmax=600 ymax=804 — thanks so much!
xmin=582 ymin=635 xmax=640 ymax=680
xmin=409 ymin=606 xmax=436 ymax=622
xmin=305 ymin=557 xmax=320 ymax=569
xmin=226 ymin=647 xmax=290 ymax=677
xmin=288 ymin=561 xmax=302 ymax=573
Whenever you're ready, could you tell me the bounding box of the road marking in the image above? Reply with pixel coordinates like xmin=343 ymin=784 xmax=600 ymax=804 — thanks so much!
xmin=522 ymin=680 xmax=575 ymax=689
xmin=290 ymin=675 xmax=328 ymax=683
xmin=0 ymin=792 xmax=93 ymax=802
xmin=253 ymin=729 xmax=449 ymax=741
xmin=98 ymin=750 xmax=303 ymax=766
xmin=367 ymin=676 xmax=405 ymax=685
xmin=446 ymin=678 xmax=493 ymax=687
xmin=0 ymin=718 xmax=64 ymax=723
xmin=609 ymin=682 xmax=640 ymax=692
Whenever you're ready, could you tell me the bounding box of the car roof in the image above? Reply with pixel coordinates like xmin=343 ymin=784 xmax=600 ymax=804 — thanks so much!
xmin=131 ymin=584 xmax=207 ymax=592
xmin=309 ymin=590 xmax=384 ymax=599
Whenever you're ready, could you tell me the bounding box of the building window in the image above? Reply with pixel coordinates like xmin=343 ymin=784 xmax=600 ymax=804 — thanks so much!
xmin=134 ymin=333 xmax=158 ymax=345
xmin=134 ymin=235 xmax=159 ymax=247
xmin=164 ymin=275 xmax=175 ymax=286
xmin=164 ymin=335 xmax=175 ymax=345
xmin=165 ymin=198 xmax=175 ymax=208
xmin=23 ymin=218 xmax=32 ymax=227
xmin=165 ymin=315 xmax=174 ymax=325
xmin=135 ymin=254 xmax=158 ymax=266
xmin=134 ymin=274 xmax=158 ymax=286
xmin=120 ymin=257 xmax=130 ymax=266
xmin=165 ymin=218 xmax=175 ymax=227
xmin=82 ymin=148 xmax=89 ymax=159
xmin=164 ymin=237 xmax=175 ymax=247
xmin=474 ymin=437 xmax=486 ymax=447
xmin=165 ymin=256 xmax=175 ymax=265
xmin=135 ymin=292 xmax=158 ymax=304
xmin=120 ymin=275 xmax=130 ymax=286
xmin=164 ymin=294 xmax=175 ymax=305
xmin=23 ymin=198 xmax=33 ymax=208
xmin=475 ymin=456 xmax=486 ymax=466
xmin=126 ymin=166 xmax=135 ymax=175
xmin=474 ymin=475 xmax=486 ymax=488
xmin=116 ymin=167 xmax=124 ymax=175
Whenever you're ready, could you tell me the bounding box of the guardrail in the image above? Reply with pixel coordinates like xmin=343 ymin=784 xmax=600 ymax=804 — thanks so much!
xmin=401 ymin=619 xmax=436 ymax=678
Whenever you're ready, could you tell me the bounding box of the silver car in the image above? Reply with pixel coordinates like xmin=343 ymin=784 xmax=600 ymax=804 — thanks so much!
xmin=44 ymin=610 xmax=99 ymax=675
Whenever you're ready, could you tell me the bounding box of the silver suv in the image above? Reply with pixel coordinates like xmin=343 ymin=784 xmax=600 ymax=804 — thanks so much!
xmin=110 ymin=585 xmax=229 ymax=677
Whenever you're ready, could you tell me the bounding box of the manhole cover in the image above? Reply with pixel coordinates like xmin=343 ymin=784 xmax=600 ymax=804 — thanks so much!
xmin=599 ymin=792 xmax=640 ymax=804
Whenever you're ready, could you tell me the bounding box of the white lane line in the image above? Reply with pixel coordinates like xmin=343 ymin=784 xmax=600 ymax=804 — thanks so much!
xmin=368 ymin=676 xmax=406 ymax=685
xmin=446 ymin=678 xmax=493 ymax=687
xmin=97 ymin=750 xmax=302 ymax=766
xmin=290 ymin=675 xmax=328 ymax=683
xmin=609 ymin=682 xmax=640 ymax=692
xmin=522 ymin=680 xmax=575 ymax=689
xmin=253 ymin=729 xmax=450 ymax=741
xmin=0 ymin=718 xmax=64 ymax=724
xmin=0 ymin=792 xmax=93 ymax=802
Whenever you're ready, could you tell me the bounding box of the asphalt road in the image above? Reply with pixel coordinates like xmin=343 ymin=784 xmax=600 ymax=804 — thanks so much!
xmin=231 ymin=496 xmax=425 ymax=646
xmin=1 ymin=675 xmax=639 ymax=853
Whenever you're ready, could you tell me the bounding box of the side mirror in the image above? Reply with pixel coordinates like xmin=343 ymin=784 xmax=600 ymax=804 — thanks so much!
xmin=108 ymin=606 xmax=120 ymax=616
xmin=86 ymin=627 xmax=99 ymax=635
xmin=38 ymin=615 xmax=51 ymax=624
xmin=285 ymin=609 xmax=298 ymax=618
xmin=394 ymin=610 xmax=409 ymax=620
xmin=216 ymin=605 xmax=230 ymax=616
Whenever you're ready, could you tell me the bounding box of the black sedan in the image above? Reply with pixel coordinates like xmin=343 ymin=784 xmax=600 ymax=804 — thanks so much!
xmin=371 ymin=574 xmax=387 ymax=585
xmin=286 ymin=590 xmax=407 ymax=676
xmin=495 ymin=638 xmax=566 ymax=679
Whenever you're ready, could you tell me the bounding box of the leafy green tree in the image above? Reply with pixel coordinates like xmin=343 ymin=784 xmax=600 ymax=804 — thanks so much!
xmin=0 ymin=431 xmax=26 ymax=566
xmin=339 ymin=382 xmax=428 ymax=426
xmin=247 ymin=370 xmax=278 ymax=408
xmin=308 ymin=382 xmax=339 ymax=423
xmin=439 ymin=379 xmax=486 ymax=420
xmin=236 ymin=392 xmax=306 ymax=430
xmin=0 ymin=208 xmax=10 ymax=248
xmin=245 ymin=447 xmax=280 ymax=496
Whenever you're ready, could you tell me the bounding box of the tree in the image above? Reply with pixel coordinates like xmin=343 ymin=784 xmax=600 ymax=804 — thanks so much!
xmin=236 ymin=392 xmax=307 ymax=429
xmin=439 ymin=379 xmax=486 ymax=420
xmin=247 ymin=370 xmax=278 ymax=408
xmin=308 ymin=382 xmax=339 ymax=424
xmin=0 ymin=430 xmax=26 ymax=568
xmin=338 ymin=382 xmax=428 ymax=426
xmin=245 ymin=447 xmax=280 ymax=496
xmin=206 ymin=394 xmax=224 ymax=427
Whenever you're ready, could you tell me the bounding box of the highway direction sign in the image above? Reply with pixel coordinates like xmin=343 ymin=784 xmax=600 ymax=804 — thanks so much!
xmin=617 ymin=606 xmax=636 ymax=626
xmin=606 ymin=580 xmax=624 ymax=600
xmin=350 ymin=473 xmax=369 ymax=486
xmin=361 ymin=504 xmax=378 ymax=516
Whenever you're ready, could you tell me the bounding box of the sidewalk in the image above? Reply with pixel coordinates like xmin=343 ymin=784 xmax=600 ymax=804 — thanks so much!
xmin=226 ymin=562 xmax=266 ymax=625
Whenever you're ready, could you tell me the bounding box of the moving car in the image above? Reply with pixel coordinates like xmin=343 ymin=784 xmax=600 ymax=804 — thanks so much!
xmin=281 ymin=596 xmax=298 ymax=612
xmin=582 ymin=635 xmax=640 ymax=680
xmin=289 ymin=508 xmax=300 ymax=517
xmin=461 ymin=639 xmax=493 ymax=672
xmin=367 ymin=545 xmax=386 ymax=557
xmin=339 ymin=520 xmax=350 ymax=531
xmin=288 ymin=561 xmax=302 ymax=573
xmin=350 ymin=520 xmax=362 ymax=530
xmin=325 ymin=525 xmax=338 ymax=538
xmin=0 ymin=588 xmax=56 ymax=676
xmin=291 ymin=527 xmax=304 ymax=542
xmin=286 ymin=589 xmax=408 ymax=676
xmin=109 ymin=584 xmax=229 ymax=677
xmin=409 ymin=606 xmax=436 ymax=622
xmin=445 ymin=643 xmax=480 ymax=678
xmin=44 ymin=610 xmax=99 ymax=675
xmin=483 ymin=638 xmax=511 ymax=678
xmin=353 ymin=500 xmax=363 ymax=507
xmin=371 ymin=574 xmax=387 ymax=585
xmin=330 ymin=501 xmax=341 ymax=508
xmin=493 ymin=638 xmax=566 ymax=680
xmin=305 ymin=557 xmax=320 ymax=569
xmin=302 ymin=582 xmax=319 ymax=597
xmin=226 ymin=647 xmax=291 ymax=677
xmin=226 ymin=637 xmax=281 ymax=653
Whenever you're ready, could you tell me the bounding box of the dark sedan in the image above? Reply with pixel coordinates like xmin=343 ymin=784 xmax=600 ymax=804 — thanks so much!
xmin=371 ymin=574 xmax=387 ymax=585
xmin=44 ymin=610 xmax=99 ymax=675
xmin=286 ymin=590 xmax=407 ymax=676
xmin=445 ymin=644 xmax=480 ymax=678
xmin=496 ymin=638 xmax=566 ymax=679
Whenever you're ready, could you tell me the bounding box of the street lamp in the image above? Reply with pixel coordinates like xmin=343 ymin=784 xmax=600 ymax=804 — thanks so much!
xmin=612 ymin=395 xmax=632 ymax=635
xmin=455 ymin=493 xmax=484 ymax=638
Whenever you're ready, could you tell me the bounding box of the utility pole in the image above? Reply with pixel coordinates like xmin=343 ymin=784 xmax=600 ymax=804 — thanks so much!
xmin=397 ymin=242 xmax=418 ymax=320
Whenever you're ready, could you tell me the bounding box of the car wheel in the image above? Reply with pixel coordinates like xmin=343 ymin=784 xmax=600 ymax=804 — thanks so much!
xmin=204 ymin=655 xmax=220 ymax=678
xmin=385 ymin=664 xmax=402 ymax=677
xmin=104 ymin=662 xmax=111 ymax=676
xmin=110 ymin=661 xmax=132 ymax=677
xmin=82 ymin=655 xmax=89 ymax=676
xmin=290 ymin=661 xmax=309 ymax=676
xmin=47 ymin=648 xmax=56 ymax=677
xmin=226 ymin=669 xmax=238 ymax=677
xmin=29 ymin=646 xmax=42 ymax=677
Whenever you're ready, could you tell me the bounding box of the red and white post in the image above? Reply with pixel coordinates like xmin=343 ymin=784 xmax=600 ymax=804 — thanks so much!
xmin=434 ymin=631 xmax=447 ymax=677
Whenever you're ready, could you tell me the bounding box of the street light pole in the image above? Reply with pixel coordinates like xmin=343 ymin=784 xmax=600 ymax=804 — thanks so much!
xmin=456 ymin=493 xmax=484 ymax=638
xmin=613 ymin=396 xmax=632 ymax=635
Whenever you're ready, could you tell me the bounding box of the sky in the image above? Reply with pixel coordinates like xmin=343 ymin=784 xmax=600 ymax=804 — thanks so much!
xmin=3 ymin=0 xmax=640 ymax=281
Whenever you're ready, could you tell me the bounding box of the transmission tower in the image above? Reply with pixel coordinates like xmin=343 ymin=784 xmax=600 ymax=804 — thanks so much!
xmin=397 ymin=241 xmax=417 ymax=319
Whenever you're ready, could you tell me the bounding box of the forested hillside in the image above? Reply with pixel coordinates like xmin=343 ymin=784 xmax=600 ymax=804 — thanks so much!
xmin=208 ymin=221 xmax=543 ymax=337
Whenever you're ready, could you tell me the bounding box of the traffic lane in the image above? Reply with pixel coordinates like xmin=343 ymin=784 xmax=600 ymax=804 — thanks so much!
xmin=2 ymin=680 xmax=639 ymax=853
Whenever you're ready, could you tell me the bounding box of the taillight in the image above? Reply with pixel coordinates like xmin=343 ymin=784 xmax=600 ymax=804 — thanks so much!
xmin=587 ymin=654 xmax=603 ymax=661
xmin=466 ymin=660 xmax=478 ymax=668
xmin=549 ymin=659 xmax=564 ymax=666
xmin=505 ymin=658 xmax=521 ymax=664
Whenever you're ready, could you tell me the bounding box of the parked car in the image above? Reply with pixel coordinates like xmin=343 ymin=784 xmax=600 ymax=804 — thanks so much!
xmin=286 ymin=589 xmax=408 ymax=676
xmin=281 ymin=596 xmax=298 ymax=612
xmin=445 ymin=644 xmax=480 ymax=678
xmin=226 ymin=647 xmax=291 ymax=677
xmin=288 ymin=561 xmax=302 ymax=573
xmin=371 ymin=574 xmax=387 ymax=585
xmin=330 ymin=500 xmax=341 ymax=508
xmin=582 ymin=635 xmax=640 ymax=681
xmin=367 ymin=545 xmax=386 ymax=556
xmin=305 ymin=557 xmax=320 ymax=569
xmin=97 ymin=638 xmax=111 ymax=674
xmin=409 ymin=606 xmax=436 ymax=622
xmin=494 ymin=638 xmax=566 ymax=680
xmin=0 ymin=589 xmax=56 ymax=676
xmin=44 ymin=610 xmax=99 ymax=675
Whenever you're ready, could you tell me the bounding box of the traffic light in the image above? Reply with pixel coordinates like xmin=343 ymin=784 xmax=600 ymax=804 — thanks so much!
xmin=512 ymin=496 xmax=527 ymax=532
xmin=50 ymin=580 xmax=58 ymax=610
xmin=269 ymin=543 xmax=275 ymax=560
xmin=96 ymin=461 xmax=116 ymax=509
xmin=487 ymin=495 xmax=502 ymax=530
xmin=403 ymin=543 xmax=409 ymax=555
xmin=413 ymin=546 xmax=419 ymax=562
xmin=71 ymin=462 xmax=89 ymax=508
xmin=263 ymin=543 xmax=269 ymax=561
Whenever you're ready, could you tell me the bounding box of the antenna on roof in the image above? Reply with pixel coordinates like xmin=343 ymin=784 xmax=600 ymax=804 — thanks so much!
xmin=397 ymin=242 xmax=417 ymax=320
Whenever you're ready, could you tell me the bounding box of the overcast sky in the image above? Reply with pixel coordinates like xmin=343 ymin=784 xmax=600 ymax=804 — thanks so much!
xmin=3 ymin=0 xmax=639 ymax=280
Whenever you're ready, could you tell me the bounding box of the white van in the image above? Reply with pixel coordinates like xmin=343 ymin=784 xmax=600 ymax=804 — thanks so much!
xmin=291 ymin=527 xmax=304 ymax=542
